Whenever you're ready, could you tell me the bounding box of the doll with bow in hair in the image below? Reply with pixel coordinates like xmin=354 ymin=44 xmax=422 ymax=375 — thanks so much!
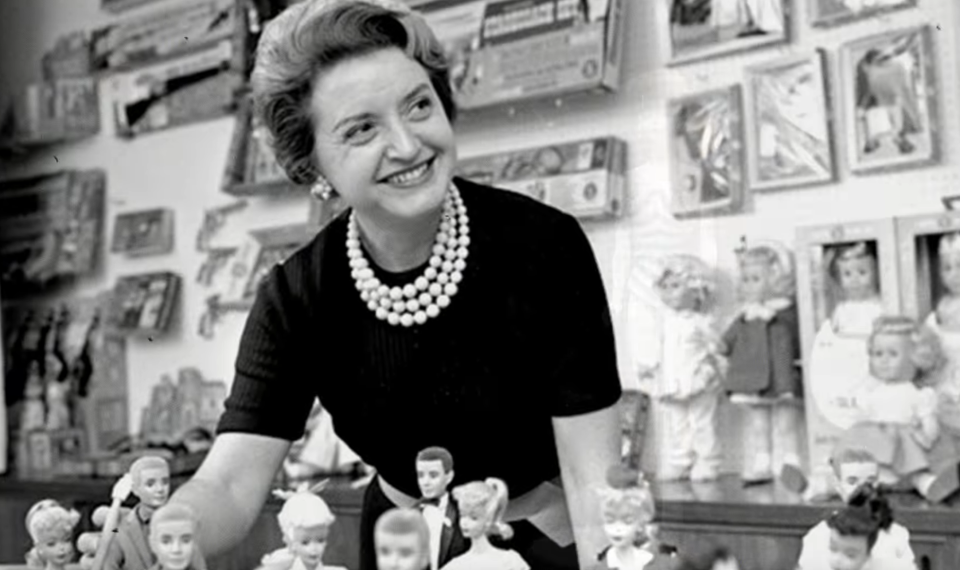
xmin=440 ymin=478 xmax=528 ymax=570
xmin=719 ymin=238 xmax=804 ymax=485
xmin=25 ymin=499 xmax=80 ymax=570
xmin=258 ymin=481 xmax=347 ymax=570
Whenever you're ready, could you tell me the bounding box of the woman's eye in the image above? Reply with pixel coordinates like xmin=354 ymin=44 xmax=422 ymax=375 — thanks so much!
xmin=408 ymin=97 xmax=432 ymax=118
xmin=345 ymin=123 xmax=375 ymax=143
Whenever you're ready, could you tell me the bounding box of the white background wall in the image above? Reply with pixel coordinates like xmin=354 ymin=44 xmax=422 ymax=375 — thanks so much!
xmin=2 ymin=0 xmax=960 ymax=473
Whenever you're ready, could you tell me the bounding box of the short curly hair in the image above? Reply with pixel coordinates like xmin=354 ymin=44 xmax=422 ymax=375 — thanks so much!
xmin=737 ymin=242 xmax=796 ymax=299
xmin=655 ymin=254 xmax=716 ymax=313
xmin=251 ymin=0 xmax=456 ymax=186
xmin=868 ymin=315 xmax=944 ymax=381
xmin=26 ymin=501 xmax=80 ymax=544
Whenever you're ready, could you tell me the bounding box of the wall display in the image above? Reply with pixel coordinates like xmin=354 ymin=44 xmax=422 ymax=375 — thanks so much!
xmin=668 ymin=86 xmax=745 ymax=218
xmin=0 ymin=170 xmax=106 ymax=297
xmin=1 ymin=77 xmax=100 ymax=149
xmin=456 ymin=136 xmax=627 ymax=220
xmin=809 ymin=0 xmax=917 ymax=28
xmin=221 ymin=97 xmax=303 ymax=197
xmin=139 ymin=367 xmax=226 ymax=446
xmin=42 ymin=31 xmax=93 ymax=79
xmin=795 ymin=219 xmax=901 ymax=481
xmin=195 ymin=199 xmax=247 ymax=251
xmin=111 ymin=208 xmax=175 ymax=257
xmin=108 ymin=271 xmax=182 ymax=335
xmin=663 ymin=0 xmax=789 ymax=66
xmin=410 ymin=0 xmax=626 ymax=110
xmin=840 ymin=25 xmax=938 ymax=175
xmin=745 ymin=51 xmax=836 ymax=192
xmin=112 ymin=39 xmax=245 ymax=138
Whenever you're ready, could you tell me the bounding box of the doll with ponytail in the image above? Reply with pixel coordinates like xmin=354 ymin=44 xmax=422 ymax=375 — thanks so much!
xmin=440 ymin=478 xmax=528 ymax=570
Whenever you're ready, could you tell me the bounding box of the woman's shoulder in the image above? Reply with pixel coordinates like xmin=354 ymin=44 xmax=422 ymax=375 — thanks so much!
xmin=455 ymin=177 xmax=578 ymax=237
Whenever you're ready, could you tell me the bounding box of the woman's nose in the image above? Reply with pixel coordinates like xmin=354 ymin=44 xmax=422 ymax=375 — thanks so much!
xmin=386 ymin=121 xmax=421 ymax=159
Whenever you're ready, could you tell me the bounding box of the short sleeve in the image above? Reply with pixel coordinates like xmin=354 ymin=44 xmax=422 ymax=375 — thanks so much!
xmin=216 ymin=265 xmax=315 ymax=440
xmin=542 ymin=215 xmax=622 ymax=416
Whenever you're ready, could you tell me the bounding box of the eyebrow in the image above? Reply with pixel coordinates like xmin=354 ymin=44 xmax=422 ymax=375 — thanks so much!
xmin=333 ymin=83 xmax=433 ymax=132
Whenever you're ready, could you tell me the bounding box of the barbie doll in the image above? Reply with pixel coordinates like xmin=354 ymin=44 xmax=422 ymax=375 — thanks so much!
xmin=639 ymin=254 xmax=724 ymax=481
xmin=259 ymin=481 xmax=347 ymax=570
xmin=720 ymin=239 xmax=803 ymax=484
xmin=595 ymin=465 xmax=675 ymax=569
xmin=826 ymin=242 xmax=884 ymax=338
xmin=147 ymin=504 xmax=204 ymax=570
xmin=440 ymin=478 xmax=528 ymax=570
xmin=25 ymin=499 xmax=80 ymax=570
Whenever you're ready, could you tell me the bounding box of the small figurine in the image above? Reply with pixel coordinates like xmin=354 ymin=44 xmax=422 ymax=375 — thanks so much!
xmin=594 ymin=465 xmax=675 ymax=570
xmin=838 ymin=316 xmax=960 ymax=503
xmin=825 ymin=241 xmax=884 ymax=337
xmin=415 ymin=447 xmax=465 ymax=570
xmin=374 ymin=508 xmax=431 ymax=570
xmin=258 ymin=481 xmax=346 ymax=570
xmin=25 ymin=499 xmax=80 ymax=570
xmin=103 ymin=456 xmax=172 ymax=570
xmin=147 ymin=504 xmax=203 ymax=570
xmin=439 ymin=478 xmax=528 ymax=570
xmin=20 ymin=361 xmax=47 ymax=433
xmin=719 ymin=239 xmax=804 ymax=485
xmin=638 ymin=255 xmax=724 ymax=481
xmin=926 ymin=232 xmax=960 ymax=436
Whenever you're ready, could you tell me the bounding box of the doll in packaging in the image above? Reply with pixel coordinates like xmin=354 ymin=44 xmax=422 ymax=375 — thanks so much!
xmin=147 ymin=504 xmax=205 ymax=570
xmin=258 ymin=481 xmax=347 ymax=570
xmin=825 ymin=242 xmax=884 ymax=338
xmin=25 ymin=499 xmax=80 ymax=570
xmin=440 ymin=478 xmax=528 ymax=570
xmin=719 ymin=239 xmax=803 ymax=485
xmin=926 ymin=231 xmax=960 ymax=435
xmin=638 ymin=255 xmax=724 ymax=481
xmin=374 ymin=508 xmax=431 ymax=570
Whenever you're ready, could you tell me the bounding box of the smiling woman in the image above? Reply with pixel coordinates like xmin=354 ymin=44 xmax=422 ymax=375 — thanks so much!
xmin=159 ymin=1 xmax=624 ymax=569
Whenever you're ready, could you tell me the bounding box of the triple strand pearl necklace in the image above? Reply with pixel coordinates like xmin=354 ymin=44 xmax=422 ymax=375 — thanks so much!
xmin=347 ymin=184 xmax=470 ymax=327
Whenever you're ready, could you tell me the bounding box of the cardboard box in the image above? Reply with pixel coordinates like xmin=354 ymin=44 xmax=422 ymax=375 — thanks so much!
xmin=219 ymin=224 xmax=317 ymax=309
xmin=456 ymin=136 xmax=626 ymax=220
xmin=11 ymin=77 xmax=100 ymax=145
xmin=895 ymin=212 xmax=960 ymax=320
xmin=412 ymin=0 xmax=625 ymax=110
xmin=109 ymin=272 xmax=182 ymax=336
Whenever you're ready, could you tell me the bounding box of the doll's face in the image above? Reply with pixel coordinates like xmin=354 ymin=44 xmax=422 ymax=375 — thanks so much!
xmin=869 ymin=333 xmax=916 ymax=383
xmin=835 ymin=461 xmax=880 ymax=503
xmin=940 ymin=252 xmax=960 ymax=295
xmin=828 ymin=529 xmax=870 ymax=570
xmin=150 ymin=519 xmax=195 ymax=570
xmin=134 ymin=466 xmax=171 ymax=507
xmin=416 ymin=459 xmax=453 ymax=500
xmin=835 ymin=256 xmax=878 ymax=300
xmin=739 ymin=261 xmax=772 ymax=303
xmin=601 ymin=510 xmax=643 ymax=549
xmin=287 ymin=524 xmax=328 ymax=569
xmin=458 ymin=508 xmax=489 ymax=540
xmin=657 ymin=273 xmax=698 ymax=311
xmin=35 ymin=528 xmax=74 ymax=567
xmin=374 ymin=530 xmax=428 ymax=570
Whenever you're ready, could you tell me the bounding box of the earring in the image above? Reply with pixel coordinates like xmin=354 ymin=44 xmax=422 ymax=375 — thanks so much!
xmin=311 ymin=176 xmax=333 ymax=201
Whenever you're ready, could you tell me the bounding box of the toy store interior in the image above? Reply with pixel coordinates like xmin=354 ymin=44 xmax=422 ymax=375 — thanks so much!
xmin=3 ymin=0 xmax=960 ymax=569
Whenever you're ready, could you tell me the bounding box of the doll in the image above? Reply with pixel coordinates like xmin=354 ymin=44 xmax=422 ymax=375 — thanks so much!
xmin=594 ymin=465 xmax=675 ymax=570
xmin=439 ymin=478 xmax=529 ymax=570
xmin=146 ymin=504 xmax=204 ymax=570
xmin=671 ymin=539 xmax=739 ymax=570
xmin=719 ymin=239 xmax=803 ymax=485
xmin=259 ymin=481 xmax=347 ymax=570
xmin=21 ymin=362 xmax=47 ymax=433
xmin=638 ymin=255 xmax=723 ymax=481
xmin=415 ymin=447 xmax=465 ymax=570
xmin=25 ymin=499 xmax=80 ymax=570
xmin=926 ymin=232 xmax=960 ymax=435
xmin=825 ymin=242 xmax=884 ymax=338
xmin=103 ymin=456 xmax=172 ymax=570
xmin=374 ymin=508 xmax=431 ymax=570
xmin=841 ymin=316 xmax=960 ymax=503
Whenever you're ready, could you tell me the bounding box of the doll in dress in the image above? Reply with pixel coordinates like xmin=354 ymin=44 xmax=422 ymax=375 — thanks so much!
xmin=259 ymin=481 xmax=347 ymax=570
xmin=825 ymin=242 xmax=884 ymax=338
xmin=439 ymin=478 xmax=528 ymax=570
xmin=839 ymin=315 xmax=960 ymax=503
xmin=374 ymin=508 xmax=431 ymax=570
xmin=719 ymin=239 xmax=803 ymax=485
xmin=638 ymin=254 xmax=724 ymax=481
xmin=25 ymin=499 xmax=80 ymax=570
xmin=926 ymin=232 xmax=960 ymax=436
xmin=146 ymin=504 xmax=204 ymax=570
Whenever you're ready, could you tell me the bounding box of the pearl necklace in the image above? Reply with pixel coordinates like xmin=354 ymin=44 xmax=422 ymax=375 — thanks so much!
xmin=347 ymin=185 xmax=469 ymax=327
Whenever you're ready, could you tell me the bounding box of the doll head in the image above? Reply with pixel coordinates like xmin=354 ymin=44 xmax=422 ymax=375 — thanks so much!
xmin=938 ymin=232 xmax=960 ymax=296
xmin=374 ymin=508 xmax=430 ymax=570
xmin=825 ymin=484 xmax=892 ymax=570
xmin=867 ymin=316 xmax=942 ymax=385
xmin=148 ymin=503 xmax=199 ymax=570
xmin=828 ymin=242 xmax=879 ymax=302
xmin=829 ymin=447 xmax=880 ymax=504
xmin=597 ymin=465 xmax=656 ymax=550
xmin=735 ymin=240 xmax=795 ymax=303
xmin=130 ymin=455 xmax=171 ymax=509
xmin=451 ymin=477 xmax=513 ymax=541
xmin=416 ymin=446 xmax=454 ymax=500
xmin=26 ymin=500 xmax=80 ymax=568
xmin=274 ymin=483 xmax=335 ymax=569
xmin=655 ymin=255 xmax=716 ymax=313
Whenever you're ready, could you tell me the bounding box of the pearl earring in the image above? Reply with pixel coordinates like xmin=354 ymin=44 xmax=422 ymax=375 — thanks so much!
xmin=311 ymin=177 xmax=333 ymax=201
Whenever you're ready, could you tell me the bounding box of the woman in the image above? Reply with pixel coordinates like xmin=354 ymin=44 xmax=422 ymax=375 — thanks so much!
xmin=168 ymin=1 xmax=622 ymax=568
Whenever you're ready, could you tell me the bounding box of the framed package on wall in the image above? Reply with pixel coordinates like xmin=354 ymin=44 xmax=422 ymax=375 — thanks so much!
xmin=840 ymin=25 xmax=938 ymax=175
xmin=809 ymin=0 xmax=916 ymax=28
xmin=111 ymin=208 xmax=175 ymax=257
xmin=108 ymin=272 xmax=182 ymax=335
xmin=662 ymin=0 xmax=789 ymax=65
xmin=744 ymin=50 xmax=836 ymax=192
xmin=667 ymin=85 xmax=745 ymax=218
xmin=795 ymin=219 xmax=901 ymax=480
xmin=222 ymin=96 xmax=305 ymax=197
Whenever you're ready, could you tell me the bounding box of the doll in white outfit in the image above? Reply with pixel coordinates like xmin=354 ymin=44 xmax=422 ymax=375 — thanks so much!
xmin=826 ymin=242 xmax=884 ymax=338
xmin=926 ymin=232 xmax=960 ymax=435
xmin=638 ymin=254 xmax=724 ymax=481
xmin=440 ymin=478 xmax=528 ymax=570
xmin=258 ymin=481 xmax=347 ymax=570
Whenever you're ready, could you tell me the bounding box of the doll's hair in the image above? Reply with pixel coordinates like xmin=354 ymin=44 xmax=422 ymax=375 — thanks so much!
xmin=827 ymin=241 xmax=877 ymax=283
xmin=597 ymin=465 xmax=656 ymax=531
xmin=129 ymin=455 xmax=170 ymax=489
xmin=938 ymin=231 xmax=960 ymax=258
xmin=26 ymin=500 xmax=80 ymax=543
xmin=374 ymin=508 xmax=430 ymax=554
xmin=673 ymin=539 xmax=735 ymax=570
xmin=416 ymin=446 xmax=454 ymax=473
xmin=655 ymin=254 xmax=716 ymax=312
xmin=451 ymin=478 xmax=513 ymax=540
xmin=149 ymin=503 xmax=199 ymax=539
xmin=867 ymin=315 xmax=944 ymax=380
xmin=826 ymin=484 xmax=892 ymax=551
xmin=735 ymin=239 xmax=796 ymax=298
xmin=274 ymin=483 xmax=335 ymax=540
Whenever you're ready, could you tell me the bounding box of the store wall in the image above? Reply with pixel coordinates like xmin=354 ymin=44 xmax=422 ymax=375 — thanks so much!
xmin=2 ymin=0 xmax=960 ymax=472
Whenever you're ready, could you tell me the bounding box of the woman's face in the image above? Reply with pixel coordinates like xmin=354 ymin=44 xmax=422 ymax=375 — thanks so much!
xmin=310 ymin=47 xmax=456 ymax=226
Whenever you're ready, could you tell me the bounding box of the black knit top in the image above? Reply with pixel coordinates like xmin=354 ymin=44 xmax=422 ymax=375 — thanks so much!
xmin=217 ymin=178 xmax=622 ymax=498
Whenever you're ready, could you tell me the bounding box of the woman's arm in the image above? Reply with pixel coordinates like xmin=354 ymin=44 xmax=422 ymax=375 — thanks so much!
xmin=168 ymin=432 xmax=291 ymax=555
xmin=553 ymin=404 xmax=621 ymax=568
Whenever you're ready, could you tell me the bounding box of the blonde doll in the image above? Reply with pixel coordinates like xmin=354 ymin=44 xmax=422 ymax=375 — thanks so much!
xmin=719 ymin=239 xmax=803 ymax=485
xmin=841 ymin=316 xmax=960 ymax=503
xmin=259 ymin=482 xmax=347 ymax=570
xmin=826 ymin=242 xmax=884 ymax=338
xmin=595 ymin=465 xmax=675 ymax=570
xmin=440 ymin=478 xmax=528 ymax=570
xmin=25 ymin=499 xmax=80 ymax=570
xmin=638 ymin=255 xmax=724 ymax=481
xmin=927 ymin=232 xmax=960 ymax=435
